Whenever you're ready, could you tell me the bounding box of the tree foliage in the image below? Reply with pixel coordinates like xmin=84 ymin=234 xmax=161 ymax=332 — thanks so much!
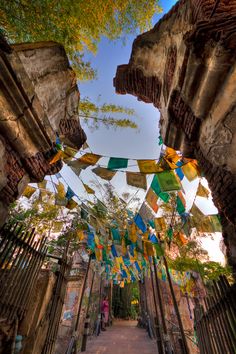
xmin=79 ymin=98 xmax=138 ymax=130
xmin=0 ymin=0 xmax=161 ymax=80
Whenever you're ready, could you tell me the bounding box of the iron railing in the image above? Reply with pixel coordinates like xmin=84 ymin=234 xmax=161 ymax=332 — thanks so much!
xmin=194 ymin=275 xmax=236 ymax=354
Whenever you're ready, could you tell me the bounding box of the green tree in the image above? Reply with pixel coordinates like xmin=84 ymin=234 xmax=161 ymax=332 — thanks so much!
xmin=0 ymin=0 xmax=161 ymax=80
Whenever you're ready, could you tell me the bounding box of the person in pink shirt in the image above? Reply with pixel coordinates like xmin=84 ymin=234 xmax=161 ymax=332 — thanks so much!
xmin=101 ymin=296 xmax=109 ymax=330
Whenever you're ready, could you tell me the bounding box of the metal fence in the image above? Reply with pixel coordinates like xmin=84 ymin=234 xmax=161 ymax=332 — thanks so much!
xmin=42 ymin=247 xmax=71 ymax=354
xmin=0 ymin=223 xmax=47 ymax=322
xmin=194 ymin=275 xmax=236 ymax=354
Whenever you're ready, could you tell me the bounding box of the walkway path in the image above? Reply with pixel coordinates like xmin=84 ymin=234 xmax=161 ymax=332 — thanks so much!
xmin=85 ymin=320 xmax=157 ymax=354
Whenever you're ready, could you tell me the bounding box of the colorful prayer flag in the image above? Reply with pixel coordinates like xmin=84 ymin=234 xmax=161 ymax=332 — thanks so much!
xmin=37 ymin=180 xmax=47 ymax=189
xmin=83 ymin=183 xmax=95 ymax=194
xmin=176 ymin=195 xmax=185 ymax=215
xmin=196 ymin=182 xmax=210 ymax=198
xmin=134 ymin=214 xmax=147 ymax=233
xmin=154 ymin=217 xmax=166 ymax=232
xmin=92 ymin=166 xmax=116 ymax=181
xmin=66 ymin=186 xmax=75 ymax=200
xmin=49 ymin=150 xmax=63 ymax=164
xmin=139 ymin=203 xmax=154 ymax=223
xmin=138 ymin=160 xmax=163 ymax=174
xmin=66 ymin=199 xmax=78 ymax=209
xmin=79 ymin=153 xmax=101 ymax=166
xmin=108 ymin=157 xmax=128 ymax=170
xmin=156 ymin=170 xmax=181 ymax=192
xmin=22 ymin=185 xmax=36 ymax=198
xmin=126 ymin=172 xmax=147 ymax=190
xmin=151 ymin=175 xmax=170 ymax=203
xmin=182 ymin=162 xmax=198 ymax=182
xmin=145 ymin=188 xmax=159 ymax=213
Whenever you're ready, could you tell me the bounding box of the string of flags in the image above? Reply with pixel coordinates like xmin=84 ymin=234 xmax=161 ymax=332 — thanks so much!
xmin=21 ymin=138 xmax=221 ymax=289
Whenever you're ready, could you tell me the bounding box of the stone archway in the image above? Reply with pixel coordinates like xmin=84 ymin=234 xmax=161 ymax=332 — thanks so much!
xmin=114 ymin=0 xmax=236 ymax=273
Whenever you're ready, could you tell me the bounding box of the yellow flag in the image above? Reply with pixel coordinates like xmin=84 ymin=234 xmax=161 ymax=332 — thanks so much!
xmin=95 ymin=248 xmax=102 ymax=261
xmin=66 ymin=199 xmax=78 ymax=209
xmin=182 ymin=162 xmax=198 ymax=181
xmin=49 ymin=150 xmax=63 ymax=164
xmin=126 ymin=172 xmax=147 ymax=190
xmin=92 ymin=166 xmax=116 ymax=181
xmin=37 ymin=180 xmax=47 ymax=189
xmin=165 ymin=147 xmax=180 ymax=169
xmin=190 ymin=203 xmax=205 ymax=219
xmin=62 ymin=146 xmax=78 ymax=161
xmin=130 ymin=223 xmax=137 ymax=243
xmin=154 ymin=217 xmax=166 ymax=232
xmin=138 ymin=160 xmax=163 ymax=174
xmin=56 ymin=182 xmax=66 ymax=198
xmin=77 ymin=230 xmax=85 ymax=240
xmin=145 ymin=241 xmax=154 ymax=256
xmin=196 ymin=182 xmax=210 ymax=198
xmin=83 ymin=183 xmax=95 ymax=194
xmin=22 ymin=185 xmax=36 ymax=198
xmin=78 ymin=153 xmax=101 ymax=166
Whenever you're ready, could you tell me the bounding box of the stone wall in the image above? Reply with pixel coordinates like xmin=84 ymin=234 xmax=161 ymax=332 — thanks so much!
xmin=0 ymin=38 xmax=86 ymax=225
xmin=114 ymin=0 xmax=236 ymax=272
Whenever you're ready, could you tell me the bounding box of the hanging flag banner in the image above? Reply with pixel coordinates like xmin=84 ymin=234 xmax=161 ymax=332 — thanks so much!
xmin=22 ymin=185 xmax=36 ymax=198
xmin=92 ymin=166 xmax=116 ymax=181
xmin=49 ymin=150 xmax=63 ymax=164
xmin=111 ymin=228 xmax=121 ymax=244
xmin=176 ymin=232 xmax=188 ymax=245
xmin=66 ymin=199 xmax=78 ymax=210
xmin=144 ymin=241 xmax=154 ymax=256
xmin=62 ymin=146 xmax=78 ymax=161
xmin=66 ymin=186 xmax=75 ymax=200
xmin=151 ymin=175 xmax=170 ymax=203
xmin=137 ymin=160 xmax=163 ymax=174
xmin=126 ymin=172 xmax=147 ymax=190
xmin=190 ymin=203 xmax=205 ymax=220
xmin=175 ymin=167 xmax=184 ymax=181
xmin=79 ymin=153 xmax=101 ymax=166
xmin=177 ymin=190 xmax=186 ymax=208
xmin=139 ymin=202 xmax=154 ymax=223
xmin=154 ymin=217 xmax=166 ymax=232
xmin=134 ymin=214 xmax=147 ymax=233
xmin=83 ymin=183 xmax=95 ymax=194
xmin=37 ymin=180 xmax=47 ymax=189
xmin=208 ymin=215 xmax=221 ymax=232
xmin=129 ymin=223 xmax=138 ymax=243
xmin=55 ymin=182 xmax=67 ymax=205
xmin=164 ymin=147 xmax=180 ymax=169
xmin=108 ymin=157 xmax=128 ymax=170
xmin=176 ymin=195 xmax=185 ymax=215
xmin=196 ymin=182 xmax=210 ymax=198
xmin=156 ymin=170 xmax=181 ymax=192
xmin=182 ymin=162 xmax=198 ymax=182
xmin=67 ymin=160 xmax=84 ymax=176
xmin=145 ymin=188 xmax=159 ymax=213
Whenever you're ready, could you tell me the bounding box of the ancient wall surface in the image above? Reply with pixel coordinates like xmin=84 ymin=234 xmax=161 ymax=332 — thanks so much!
xmin=114 ymin=0 xmax=236 ymax=271
xmin=0 ymin=38 xmax=86 ymax=224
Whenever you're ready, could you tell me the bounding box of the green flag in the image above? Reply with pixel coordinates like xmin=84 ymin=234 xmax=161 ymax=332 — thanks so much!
xmin=108 ymin=157 xmax=128 ymax=170
xmin=176 ymin=196 xmax=185 ymax=215
xmin=156 ymin=171 xmax=181 ymax=192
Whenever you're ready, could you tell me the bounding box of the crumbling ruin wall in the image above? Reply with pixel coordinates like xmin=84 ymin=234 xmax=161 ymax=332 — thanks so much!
xmin=0 ymin=38 xmax=86 ymax=224
xmin=114 ymin=0 xmax=236 ymax=271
